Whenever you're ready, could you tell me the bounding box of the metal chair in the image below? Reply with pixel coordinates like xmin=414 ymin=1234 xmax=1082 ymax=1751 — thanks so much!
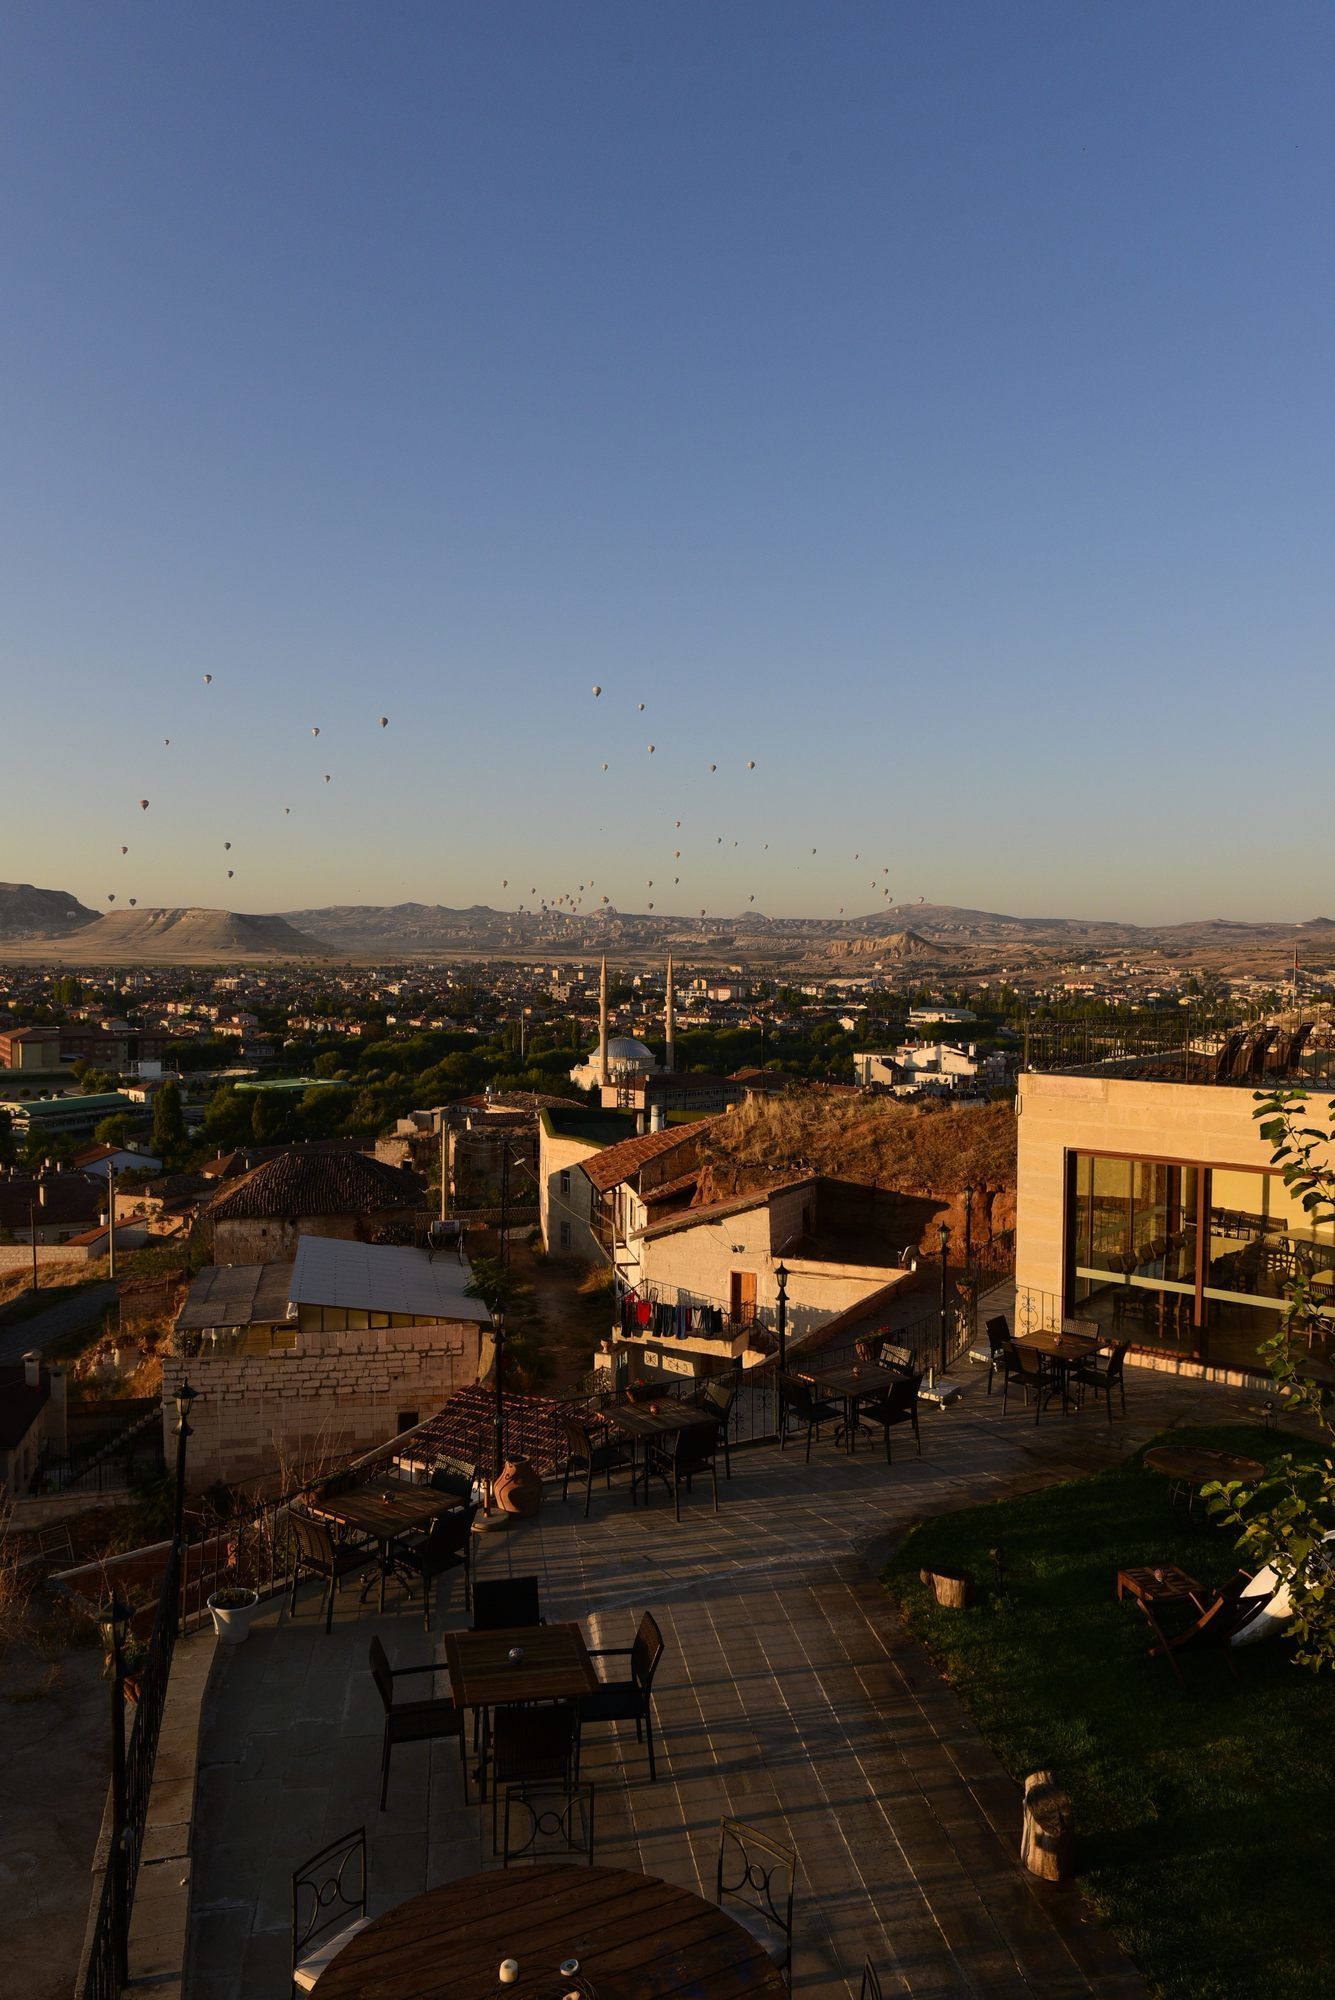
xmin=368 ymin=1636 xmax=463 ymax=1810
xmin=472 ymin=1575 xmax=543 ymax=1629
xmin=288 ymin=1511 xmax=376 ymax=1635
xmin=429 ymin=1455 xmax=477 ymax=1503
xmin=487 ymin=1701 xmax=578 ymax=1853
xmin=1073 ymin=1341 xmax=1129 ymax=1419
xmin=291 ymin=1827 xmax=367 ymax=1994
xmin=396 ymin=1501 xmax=478 ymax=1628
xmin=856 ymin=1371 xmax=923 ymax=1463
xmin=577 ymin=1611 xmax=665 ymax=1781
xmin=859 ymin=1961 xmax=883 ymax=2000
xmin=983 ymin=1315 xmax=1011 ymax=1394
xmin=502 ymin=1779 xmax=596 ymax=1865
xmin=560 ymin=1414 xmax=634 ymax=1517
xmin=716 ymin=1817 xmax=796 ymax=1983
xmin=779 ymin=1374 xmax=840 ymax=1462
xmin=694 ymin=1374 xmax=738 ymax=1478
xmin=1001 ymin=1343 xmax=1059 ymax=1422
xmin=646 ymin=1420 xmax=720 ymax=1521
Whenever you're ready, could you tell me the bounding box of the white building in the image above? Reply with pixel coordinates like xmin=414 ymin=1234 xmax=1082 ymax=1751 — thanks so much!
xmin=855 ymin=1042 xmax=1007 ymax=1096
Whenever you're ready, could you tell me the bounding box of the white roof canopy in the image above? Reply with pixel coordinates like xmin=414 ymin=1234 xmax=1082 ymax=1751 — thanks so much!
xmin=288 ymin=1235 xmax=490 ymax=1323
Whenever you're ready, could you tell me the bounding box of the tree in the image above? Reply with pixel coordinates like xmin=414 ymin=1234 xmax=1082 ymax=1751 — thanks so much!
xmin=93 ymin=1113 xmax=134 ymax=1148
xmin=151 ymin=1077 xmax=185 ymax=1156
xmin=1205 ymin=1086 xmax=1335 ymax=1671
xmin=463 ymin=1257 xmax=551 ymax=1388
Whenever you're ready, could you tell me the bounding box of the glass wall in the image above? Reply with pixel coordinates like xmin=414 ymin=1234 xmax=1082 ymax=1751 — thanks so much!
xmin=1069 ymin=1151 xmax=1335 ymax=1370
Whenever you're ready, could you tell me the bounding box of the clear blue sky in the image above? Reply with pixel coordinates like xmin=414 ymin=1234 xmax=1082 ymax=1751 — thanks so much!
xmin=3 ymin=3 xmax=1332 ymax=924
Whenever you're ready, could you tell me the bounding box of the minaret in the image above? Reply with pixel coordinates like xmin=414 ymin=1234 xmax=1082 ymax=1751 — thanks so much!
xmin=598 ymin=956 xmax=609 ymax=1089
xmin=664 ymin=954 xmax=676 ymax=1072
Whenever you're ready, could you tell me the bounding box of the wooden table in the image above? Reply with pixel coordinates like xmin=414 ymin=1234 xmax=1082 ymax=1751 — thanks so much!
xmin=1117 ymin=1565 xmax=1207 ymax=1689
xmin=1012 ymin=1330 xmax=1101 ymax=1413
xmin=317 ymin=1861 xmax=788 ymax=2000
xmin=606 ymin=1401 xmax=715 ymax=1503
xmin=313 ymin=1480 xmax=463 ymax=1611
xmin=443 ymin=1622 xmax=597 ymax=1802
xmin=1143 ymin=1445 xmax=1265 ymax=1520
xmin=800 ymin=1364 xmax=900 ymax=1453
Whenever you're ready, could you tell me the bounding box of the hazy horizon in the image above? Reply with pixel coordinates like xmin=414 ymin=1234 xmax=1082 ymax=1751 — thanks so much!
xmin=5 ymin=5 xmax=1333 ymax=924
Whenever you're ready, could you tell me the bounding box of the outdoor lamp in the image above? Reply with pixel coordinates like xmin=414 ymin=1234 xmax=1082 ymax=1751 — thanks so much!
xmin=99 ymin=1596 xmax=131 ymax=1654
xmin=775 ymin=1262 xmax=788 ymax=1289
xmin=174 ymin=1379 xmax=197 ymax=1433
xmin=937 ymin=1222 xmax=951 ymax=1253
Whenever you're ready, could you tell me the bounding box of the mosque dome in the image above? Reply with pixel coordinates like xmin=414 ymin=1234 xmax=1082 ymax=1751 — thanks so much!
xmin=602 ymin=1036 xmax=656 ymax=1070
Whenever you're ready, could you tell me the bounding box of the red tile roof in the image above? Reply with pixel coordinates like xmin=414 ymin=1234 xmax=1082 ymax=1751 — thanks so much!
xmin=204 ymin=1149 xmax=424 ymax=1222
xmin=580 ymin=1123 xmax=705 ymax=1195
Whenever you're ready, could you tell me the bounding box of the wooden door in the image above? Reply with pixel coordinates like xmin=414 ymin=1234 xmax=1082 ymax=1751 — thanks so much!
xmin=730 ymin=1269 xmax=757 ymax=1326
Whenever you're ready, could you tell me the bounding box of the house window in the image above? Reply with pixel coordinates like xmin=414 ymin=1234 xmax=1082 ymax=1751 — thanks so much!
xmin=560 ymin=1222 xmax=571 ymax=1250
xmin=396 ymin=1410 xmax=418 ymax=1435
xmin=559 ymin=1171 xmax=571 ymax=1196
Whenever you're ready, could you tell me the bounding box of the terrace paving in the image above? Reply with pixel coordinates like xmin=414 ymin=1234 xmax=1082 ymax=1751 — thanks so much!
xmin=186 ymin=1358 xmax=1263 ymax=1999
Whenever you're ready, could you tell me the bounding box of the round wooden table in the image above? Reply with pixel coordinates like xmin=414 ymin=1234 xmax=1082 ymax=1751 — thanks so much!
xmin=318 ymin=1861 xmax=788 ymax=1999
xmin=1143 ymin=1445 xmax=1264 ymax=1519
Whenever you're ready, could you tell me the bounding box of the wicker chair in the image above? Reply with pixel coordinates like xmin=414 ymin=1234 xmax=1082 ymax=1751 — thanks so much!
xmin=288 ymin=1511 xmax=376 ymax=1635
xmin=856 ymin=1371 xmax=923 ymax=1463
xmin=472 ymin=1575 xmax=544 ymax=1630
xmin=1073 ymin=1341 xmax=1129 ymax=1419
xmin=779 ymin=1374 xmax=840 ymax=1462
xmin=396 ymin=1501 xmax=478 ymax=1628
xmin=646 ymin=1421 xmax=720 ymax=1522
xmin=560 ymin=1414 xmax=634 ymax=1517
xmin=368 ymin=1636 xmax=464 ymax=1810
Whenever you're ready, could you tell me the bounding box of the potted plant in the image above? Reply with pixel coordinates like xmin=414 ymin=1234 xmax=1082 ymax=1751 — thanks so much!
xmin=208 ymin=1584 xmax=261 ymax=1645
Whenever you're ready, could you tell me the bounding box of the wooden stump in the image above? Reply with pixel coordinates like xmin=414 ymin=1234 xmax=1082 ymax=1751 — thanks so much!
xmin=1020 ymin=1769 xmax=1075 ymax=1882
xmin=919 ymin=1565 xmax=975 ymax=1610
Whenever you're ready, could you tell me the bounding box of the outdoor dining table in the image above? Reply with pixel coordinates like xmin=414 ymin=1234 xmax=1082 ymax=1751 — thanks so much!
xmin=443 ymin=1622 xmax=598 ymax=1802
xmin=1143 ymin=1444 xmax=1265 ymax=1521
xmin=798 ymin=1362 xmax=907 ymax=1453
xmin=1011 ymin=1328 xmax=1102 ymax=1414
xmin=311 ymin=1479 xmax=464 ymax=1612
xmin=606 ymin=1399 xmax=716 ymax=1504
xmin=316 ymin=1860 xmax=789 ymax=2000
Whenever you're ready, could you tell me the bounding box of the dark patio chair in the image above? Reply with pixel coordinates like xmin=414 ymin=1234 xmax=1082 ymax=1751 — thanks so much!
xmin=396 ymin=1501 xmax=478 ymax=1628
xmin=647 ymin=1420 xmax=720 ymax=1521
xmin=560 ymin=1414 xmax=634 ymax=1517
xmin=779 ymin=1374 xmax=840 ymax=1462
xmin=291 ymin=1827 xmax=367 ymax=1994
xmin=472 ymin=1574 xmax=543 ymax=1630
xmin=1061 ymin=1315 xmax=1100 ymax=1342
xmin=486 ymin=1700 xmax=578 ymax=1852
xmin=288 ymin=1511 xmax=377 ymax=1635
xmin=1073 ymin=1340 xmax=1128 ymax=1419
xmin=429 ymin=1455 xmax=477 ymax=1503
xmin=874 ymin=1340 xmax=915 ymax=1372
xmin=368 ymin=1636 xmax=463 ymax=1810
xmin=693 ymin=1374 xmax=738 ymax=1478
xmin=1000 ymin=1343 xmax=1059 ymax=1422
xmin=716 ymin=1817 xmax=796 ymax=1983
xmin=502 ymin=1779 xmax=595 ymax=1866
xmin=983 ymin=1315 xmax=1011 ymax=1394
xmin=577 ymin=1610 xmax=665 ymax=1781
xmin=856 ymin=1371 xmax=923 ymax=1463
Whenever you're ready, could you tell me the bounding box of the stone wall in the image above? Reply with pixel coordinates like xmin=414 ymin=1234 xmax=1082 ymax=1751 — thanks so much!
xmin=161 ymin=1319 xmax=484 ymax=1489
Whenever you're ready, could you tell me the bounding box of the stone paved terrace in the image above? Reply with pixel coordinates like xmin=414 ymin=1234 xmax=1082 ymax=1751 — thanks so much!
xmin=186 ymin=1359 xmax=1269 ymax=1999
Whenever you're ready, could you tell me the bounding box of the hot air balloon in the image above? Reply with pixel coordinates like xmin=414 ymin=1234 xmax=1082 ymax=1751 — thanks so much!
xmin=637 ymin=702 xmax=646 ymax=711
xmin=674 ymin=849 xmax=680 ymax=858
xmin=502 ymin=878 xmax=508 ymax=888
xmin=647 ymin=744 xmax=655 ymax=754
xmin=673 ymin=876 xmax=679 ymax=883
xmin=674 ymin=819 xmax=681 ymax=829
xmin=202 ymin=673 xmax=213 ymax=684
xmin=224 ymin=841 xmax=231 ymax=850
xmin=601 ymin=762 xmax=609 ymax=772
xmin=164 ymin=738 xmax=171 ymax=746
xmin=312 ymin=726 xmax=320 ymax=737
xmin=139 ymin=799 xmax=149 ymax=811
xmin=120 ymin=846 xmax=128 ymax=855
xmin=647 ymin=901 xmax=654 ymax=909
xmin=129 ymin=897 xmax=137 ymax=906
xmin=647 ymin=880 xmax=653 ymax=887
xmin=324 ymin=774 xmax=331 ymax=783
xmin=379 ymin=716 xmax=388 ymax=728
xmin=708 ymin=763 xmax=716 ymax=773
xmin=746 ymin=760 xmax=755 ymax=770
xmin=284 ymin=806 xmax=290 ymax=814
xmin=107 ymin=893 xmax=115 ymax=902
xmin=591 ymin=684 xmax=602 ymax=697
xmin=227 ymin=869 xmax=234 ymax=878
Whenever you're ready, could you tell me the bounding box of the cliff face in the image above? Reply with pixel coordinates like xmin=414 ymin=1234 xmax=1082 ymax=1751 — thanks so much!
xmin=0 ymin=906 xmax=336 ymax=964
xmin=0 ymin=882 xmax=98 ymax=940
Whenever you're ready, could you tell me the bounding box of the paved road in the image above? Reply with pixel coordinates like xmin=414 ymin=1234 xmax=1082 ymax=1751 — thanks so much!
xmin=0 ymin=1282 xmax=118 ymax=1367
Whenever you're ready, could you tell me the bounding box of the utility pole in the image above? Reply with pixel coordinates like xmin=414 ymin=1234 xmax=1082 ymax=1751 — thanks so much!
xmin=774 ymin=1262 xmax=789 ymax=1442
xmin=937 ymin=1221 xmax=951 ymax=1379
xmin=106 ymin=1162 xmax=116 ymax=1279
xmin=500 ymin=1147 xmax=510 ymax=1267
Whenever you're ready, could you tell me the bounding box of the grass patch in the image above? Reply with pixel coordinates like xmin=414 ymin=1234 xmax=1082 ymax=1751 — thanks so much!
xmin=885 ymin=1423 xmax=1334 ymax=2000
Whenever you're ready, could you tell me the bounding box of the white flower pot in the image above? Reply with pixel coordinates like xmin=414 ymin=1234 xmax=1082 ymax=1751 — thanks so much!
xmin=208 ymin=1588 xmax=261 ymax=1644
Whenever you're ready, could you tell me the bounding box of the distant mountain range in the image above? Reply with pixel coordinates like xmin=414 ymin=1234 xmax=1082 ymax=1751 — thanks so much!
xmin=1 ymin=883 xmax=1332 ymax=970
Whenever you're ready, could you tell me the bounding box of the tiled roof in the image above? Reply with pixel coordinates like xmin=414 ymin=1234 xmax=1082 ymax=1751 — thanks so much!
xmin=204 ymin=1149 xmax=424 ymax=1222
xmin=0 ymin=1174 xmax=102 ymax=1231
xmin=581 ymin=1123 xmax=705 ymax=1194
xmin=636 ymin=1175 xmax=814 ymax=1241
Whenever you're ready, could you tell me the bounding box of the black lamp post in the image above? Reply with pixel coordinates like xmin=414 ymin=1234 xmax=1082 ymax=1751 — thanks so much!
xmin=774 ymin=1262 xmax=789 ymax=1439
xmin=173 ymin=1380 xmax=196 ymax=1547
xmin=963 ymin=1183 xmax=975 ymax=1273
xmin=937 ymin=1221 xmax=951 ymax=1377
xmin=99 ymin=1595 xmax=131 ymax=1987
xmin=490 ymin=1304 xmax=507 ymax=1488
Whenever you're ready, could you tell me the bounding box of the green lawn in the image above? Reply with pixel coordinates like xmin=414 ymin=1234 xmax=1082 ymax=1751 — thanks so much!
xmin=884 ymin=1424 xmax=1334 ymax=2000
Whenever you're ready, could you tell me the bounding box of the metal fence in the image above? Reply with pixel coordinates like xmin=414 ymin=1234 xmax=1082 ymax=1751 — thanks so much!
xmin=77 ymin=1539 xmax=182 ymax=2000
